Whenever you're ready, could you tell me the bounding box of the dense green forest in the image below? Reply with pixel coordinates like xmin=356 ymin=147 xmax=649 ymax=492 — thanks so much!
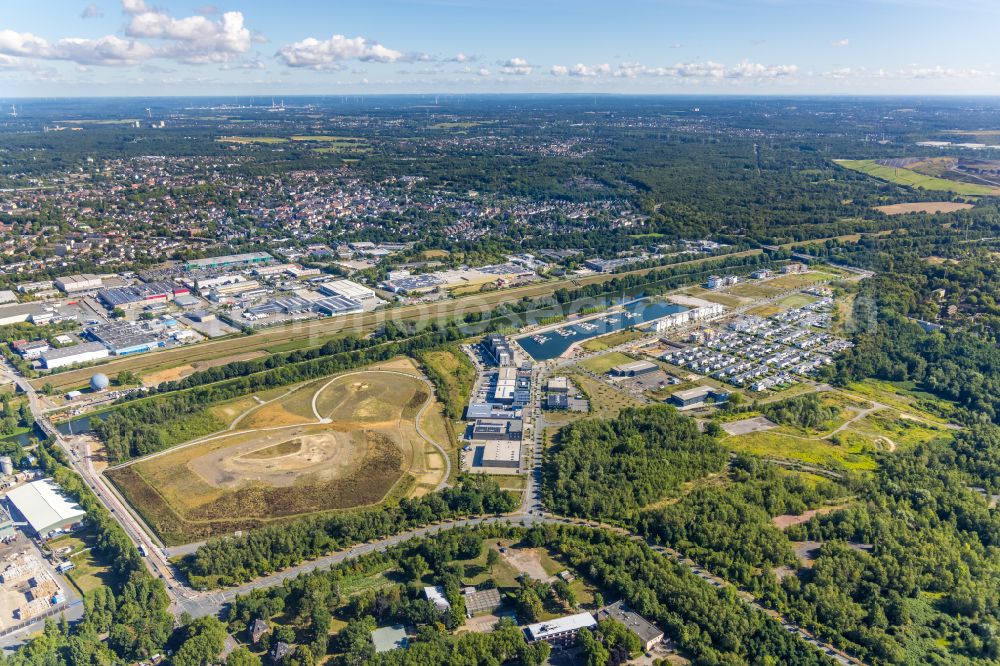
xmin=543 ymin=405 xmax=727 ymax=520
xmin=220 ymin=522 xmax=833 ymax=665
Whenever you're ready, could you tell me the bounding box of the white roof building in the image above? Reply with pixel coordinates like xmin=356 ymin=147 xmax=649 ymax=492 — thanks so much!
xmin=319 ymin=279 xmax=376 ymax=302
xmin=524 ymin=612 xmax=597 ymax=643
xmin=423 ymin=586 xmax=451 ymax=612
xmin=6 ymin=479 xmax=87 ymax=538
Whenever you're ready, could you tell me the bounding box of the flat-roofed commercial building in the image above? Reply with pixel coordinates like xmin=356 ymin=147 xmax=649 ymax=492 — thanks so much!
xmin=54 ymin=274 xmax=102 ymax=294
xmin=493 ymin=367 xmax=518 ymax=403
xmin=185 ymin=252 xmax=272 ymax=271
xmin=669 ymin=385 xmax=729 ymax=410
xmin=483 ymin=334 xmax=514 ymax=366
xmin=472 ymin=418 xmax=522 ymax=441
xmin=314 ymin=295 xmax=364 ymax=316
xmin=547 ymin=376 xmax=571 ymax=393
xmin=319 ymin=279 xmax=376 ymax=303
xmin=610 ymin=360 xmax=659 ymax=377
xmin=6 ymin=479 xmax=86 ymax=539
xmin=524 ymin=612 xmax=597 ymax=646
xmin=470 ymin=441 xmax=521 ymax=471
xmin=0 ymin=304 xmax=47 ymax=327
xmin=41 ymin=342 xmax=109 ymax=369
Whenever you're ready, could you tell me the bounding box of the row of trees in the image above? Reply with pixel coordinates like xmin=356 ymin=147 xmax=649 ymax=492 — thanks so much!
xmin=182 ymin=475 xmax=519 ymax=589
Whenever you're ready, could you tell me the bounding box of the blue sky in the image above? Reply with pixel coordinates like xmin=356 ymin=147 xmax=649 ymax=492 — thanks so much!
xmin=1 ymin=0 xmax=998 ymax=96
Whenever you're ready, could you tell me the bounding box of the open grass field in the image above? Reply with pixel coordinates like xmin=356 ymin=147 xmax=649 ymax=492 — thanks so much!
xmin=679 ymin=287 xmax=745 ymax=307
xmin=216 ymin=136 xmax=288 ymax=144
xmin=47 ymin=530 xmax=121 ymax=596
xmin=140 ymin=351 xmax=267 ymax=386
xmin=578 ymin=351 xmax=635 ymax=375
xmin=579 ymin=329 xmax=643 ymax=352
xmin=565 ymin=371 xmax=643 ymax=419
xmin=835 ymin=159 xmax=1000 ymax=196
xmin=845 ymin=379 xmax=957 ymax=423
xmin=727 ymin=282 xmax=782 ymax=300
xmin=722 ymin=386 xmax=956 ymax=472
xmin=724 ymin=430 xmax=879 ymax=471
xmin=777 ymin=293 xmax=817 ymax=309
xmin=766 ymin=271 xmax=838 ymax=289
xmin=106 ymin=367 xmax=449 ymax=545
xmin=875 ymin=202 xmax=975 ymax=215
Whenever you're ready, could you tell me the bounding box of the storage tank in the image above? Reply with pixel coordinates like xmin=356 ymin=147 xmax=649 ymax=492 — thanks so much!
xmin=90 ymin=373 xmax=110 ymax=392
xmin=0 ymin=456 xmax=13 ymax=476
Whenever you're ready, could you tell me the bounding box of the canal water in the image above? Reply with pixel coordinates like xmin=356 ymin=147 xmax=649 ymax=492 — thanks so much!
xmin=516 ymin=298 xmax=685 ymax=360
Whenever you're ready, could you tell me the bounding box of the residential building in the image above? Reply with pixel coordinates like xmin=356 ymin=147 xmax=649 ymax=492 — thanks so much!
xmin=483 ymin=334 xmax=514 ymax=366
xmin=596 ymin=601 xmax=665 ymax=652
xmin=524 ymin=612 xmax=597 ymax=646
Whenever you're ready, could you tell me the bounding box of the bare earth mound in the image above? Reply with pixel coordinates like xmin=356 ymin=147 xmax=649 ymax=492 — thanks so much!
xmin=106 ymin=368 xmax=447 ymax=545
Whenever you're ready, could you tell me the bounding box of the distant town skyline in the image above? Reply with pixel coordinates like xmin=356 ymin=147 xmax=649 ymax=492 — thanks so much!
xmin=1 ymin=0 xmax=998 ymax=97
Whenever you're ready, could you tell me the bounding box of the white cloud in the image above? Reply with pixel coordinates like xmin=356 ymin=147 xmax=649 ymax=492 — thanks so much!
xmin=500 ymin=57 xmax=532 ymax=75
xmin=551 ymin=63 xmax=611 ymax=77
xmin=477 ymin=67 xmax=491 ymax=76
xmin=124 ymin=5 xmax=251 ymax=63
xmin=0 ymin=30 xmax=154 ymax=66
xmin=727 ymin=60 xmax=797 ymax=78
xmin=278 ymin=35 xmax=406 ymax=69
xmin=80 ymin=4 xmax=104 ymax=19
xmin=56 ymin=35 xmax=155 ymax=65
xmin=0 ymin=53 xmax=23 ymax=69
xmin=613 ymin=60 xmax=796 ymax=81
xmin=898 ymin=65 xmax=990 ymax=79
xmin=448 ymin=52 xmax=474 ymax=63
xmin=832 ymin=38 xmax=850 ymax=47
xmin=1 ymin=1 xmax=253 ymax=67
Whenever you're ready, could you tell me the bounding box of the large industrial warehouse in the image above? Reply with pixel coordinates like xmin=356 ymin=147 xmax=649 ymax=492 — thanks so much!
xmin=6 ymin=479 xmax=87 ymax=539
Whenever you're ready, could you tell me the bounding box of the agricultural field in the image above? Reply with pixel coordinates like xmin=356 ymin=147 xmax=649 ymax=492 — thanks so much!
xmin=835 ymin=159 xmax=1000 ymax=196
xmin=875 ymin=202 xmax=974 ymax=215
xmin=106 ymin=366 xmax=449 ymax=545
xmin=216 ymin=135 xmax=288 ymax=144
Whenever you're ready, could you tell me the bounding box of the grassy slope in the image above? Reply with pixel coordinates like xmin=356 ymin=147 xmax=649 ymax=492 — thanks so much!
xmin=835 ymin=159 xmax=999 ymax=196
